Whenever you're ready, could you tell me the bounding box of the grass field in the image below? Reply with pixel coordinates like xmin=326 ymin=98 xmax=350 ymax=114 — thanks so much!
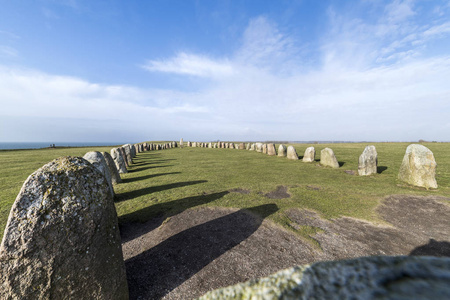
xmin=1 ymin=142 xmax=449 ymax=243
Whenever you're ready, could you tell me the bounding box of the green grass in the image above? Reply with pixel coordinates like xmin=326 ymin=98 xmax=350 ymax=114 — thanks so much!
xmin=1 ymin=142 xmax=449 ymax=243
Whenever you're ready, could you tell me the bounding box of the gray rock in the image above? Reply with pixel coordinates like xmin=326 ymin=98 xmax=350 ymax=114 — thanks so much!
xmin=83 ymin=151 xmax=114 ymax=197
xmin=320 ymin=148 xmax=339 ymax=168
xmin=0 ymin=157 xmax=128 ymax=300
xmin=187 ymin=141 xmax=192 ymax=147
xmin=250 ymin=143 xmax=255 ymax=151
xmin=302 ymin=147 xmax=315 ymax=163
xmin=255 ymin=143 xmax=263 ymax=153
xmin=180 ymin=138 xmax=183 ymax=147
xmin=278 ymin=145 xmax=287 ymax=157
xmin=286 ymin=146 xmax=299 ymax=160
xmin=118 ymin=147 xmax=129 ymax=167
xmin=209 ymin=142 xmax=212 ymax=148
xmin=398 ymin=144 xmax=438 ymax=189
xmin=246 ymin=143 xmax=251 ymax=150
xmin=130 ymin=144 xmax=137 ymax=157
xmin=230 ymin=143 xmax=235 ymax=149
xmin=198 ymin=256 xmax=450 ymax=300
xmin=358 ymin=145 xmax=378 ymax=176
xmin=267 ymin=143 xmax=277 ymax=156
xmin=192 ymin=142 xmax=197 ymax=147
xmin=262 ymin=144 xmax=268 ymax=154
xmin=101 ymin=152 xmax=122 ymax=184
xmin=122 ymin=144 xmax=133 ymax=165
xmin=111 ymin=148 xmax=128 ymax=174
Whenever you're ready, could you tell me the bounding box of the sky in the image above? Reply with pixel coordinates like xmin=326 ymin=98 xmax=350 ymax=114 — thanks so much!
xmin=0 ymin=0 xmax=449 ymax=143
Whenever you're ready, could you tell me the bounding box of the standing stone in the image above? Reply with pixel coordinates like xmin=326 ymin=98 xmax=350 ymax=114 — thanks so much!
xmin=208 ymin=142 xmax=212 ymax=148
xmin=286 ymin=146 xmax=299 ymax=160
xmin=250 ymin=144 xmax=256 ymax=151
xmin=174 ymin=141 xmax=178 ymax=147
xmin=358 ymin=146 xmax=377 ymax=176
xmin=83 ymin=151 xmax=114 ymax=197
xmin=119 ymin=147 xmax=129 ymax=167
xmin=213 ymin=143 xmax=217 ymax=148
xmin=303 ymin=147 xmax=316 ymax=163
xmin=278 ymin=145 xmax=287 ymax=157
xmin=130 ymin=145 xmax=136 ymax=157
xmin=0 ymin=157 xmax=128 ymax=300
xmin=239 ymin=143 xmax=245 ymax=150
xmin=187 ymin=141 xmax=192 ymax=147
xmin=262 ymin=144 xmax=268 ymax=154
xmin=143 ymin=143 xmax=148 ymax=151
xmin=180 ymin=138 xmax=183 ymax=147
xmin=198 ymin=256 xmax=450 ymax=300
xmin=267 ymin=143 xmax=277 ymax=156
xmin=111 ymin=148 xmax=128 ymax=174
xmin=246 ymin=143 xmax=251 ymax=150
xmin=255 ymin=143 xmax=263 ymax=153
xmin=122 ymin=144 xmax=133 ymax=165
xmin=320 ymin=148 xmax=339 ymax=168
xmin=398 ymin=144 xmax=438 ymax=189
xmin=101 ymin=152 xmax=122 ymax=184
xmin=192 ymin=142 xmax=197 ymax=147
xmin=230 ymin=143 xmax=235 ymax=149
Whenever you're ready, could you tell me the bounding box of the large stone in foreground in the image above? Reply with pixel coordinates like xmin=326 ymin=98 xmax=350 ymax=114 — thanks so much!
xmin=101 ymin=151 xmax=122 ymax=184
xmin=286 ymin=146 xmax=299 ymax=160
xmin=83 ymin=151 xmax=114 ymax=197
xmin=320 ymin=148 xmax=339 ymax=168
xmin=358 ymin=145 xmax=377 ymax=176
xmin=398 ymin=144 xmax=437 ymax=189
xmin=302 ymin=147 xmax=315 ymax=163
xmin=198 ymin=256 xmax=450 ymax=299
xmin=0 ymin=157 xmax=128 ymax=299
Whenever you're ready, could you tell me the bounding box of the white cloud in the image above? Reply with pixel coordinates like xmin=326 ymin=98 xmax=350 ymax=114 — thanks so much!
xmin=142 ymin=52 xmax=233 ymax=78
xmin=0 ymin=46 xmax=18 ymax=58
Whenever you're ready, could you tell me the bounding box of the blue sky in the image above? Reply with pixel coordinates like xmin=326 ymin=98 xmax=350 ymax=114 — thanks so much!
xmin=0 ymin=0 xmax=449 ymax=143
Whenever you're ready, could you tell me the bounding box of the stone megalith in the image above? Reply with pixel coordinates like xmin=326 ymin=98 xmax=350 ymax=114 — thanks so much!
xmin=180 ymin=138 xmax=183 ymax=147
xmin=286 ymin=146 xmax=299 ymax=160
xmin=130 ymin=144 xmax=136 ymax=157
xmin=111 ymin=148 xmax=128 ymax=174
xmin=255 ymin=143 xmax=263 ymax=153
xmin=398 ymin=144 xmax=437 ymax=189
xmin=208 ymin=142 xmax=212 ymax=148
xmin=278 ymin=144 xmax=287 ymax=157
xmin=198 ymin=256 xmax=450 ymax=300
xmin=230 ymin=143 xmax=235 ymax=149
xmin=122 ymin=144 xmax=133 ymax=165
xmin=358 ymin=145 xmax=377 ymax=176
xmin=192 ymin=142 xmax=197 ymax=147
xmin=101 ymin=151 xmax=122 ymax=184
xmin=302 ymin=147 xmax=315 ymax=163
xmin=239 ymin=143 xmax=245 ymax=150
xmin=267 ymin=143 xmax=277 ymax=156
xmin=0 ymin=157 xmax=128 ymax=300
xmin=118 ymin=147 xmax=129 ymax=168
xmin=83 ymin=151 xmax=114 ymax=197
xmin=320 ymin=148 xmax=339 ymax=168
xmin=246 ymin=143 xmax=250 ymax=150
xmin=250 ymin=143 xmax=255 ymax=151
xmin=187 ymin=141 xmax=192 ymax=147
xmin=262 ymin=144 xmax=268 ymax=154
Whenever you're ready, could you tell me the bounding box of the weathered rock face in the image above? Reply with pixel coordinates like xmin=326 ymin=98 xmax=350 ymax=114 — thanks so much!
xmin=118 ymin=147 xmax=129 ymax=167
xmin=255 ymin=143 xmax=263 ymax=153
xmin=250 ymin=143 xmax=255 ymax=151
xmin=101 ymin=152 xmax=122 ymax=184
xmin=0 ymin=157 xmax=128 ymax=300
xmin=198 ymin=256 xmax=450 ymax=300
xmin=111 ymin=148 xmax=128 ymax=174
xmin=246 ymin=143 xmax=251 ymax=150
xmin=187 ymin=141 xmax=192 ymax=147
xmin=398 ymin=144 xmax=438 ymax=189
xmin=278 ymin=145 xmax=287 ymax=157
xmin=122 ymin=144 xmax=133 ymax=165
xmin=302 ymin=147 xmax=315 ymax=163
xmin=262 ymin=144 xmax=268 ymax=154
xmin=131 ymin=145 xmax=137 ymax=157
xmin=358 ymin=145 xmax=378 ymax=176
xmin=230 ymin=143 xmax=235 ymax=149
xmin=180 ymin=138 xmax=183 ymax=147
xmin=320 ymin=148 xmax=339 ymax=168
xmin=286 ymin=146 xmax=299 ymax=160
xmin=267 ymin=143 xmax=277 ymax=156
xmin=239 ymin=143 xmax=245 ymax=150
xmin=83 ymin=151 xmax=114 ymax=197
xmin=192 ymin=142 xmax=197 ymax=147
xmin=209 ymin=142 xmax=212 ymax=148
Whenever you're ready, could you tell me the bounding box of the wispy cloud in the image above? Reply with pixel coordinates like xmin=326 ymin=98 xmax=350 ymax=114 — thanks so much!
xmin=0 ymin=46 xmax=18 ymax=58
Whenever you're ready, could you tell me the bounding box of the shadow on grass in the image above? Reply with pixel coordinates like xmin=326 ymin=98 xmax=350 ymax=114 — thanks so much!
xmin=377 ymin=166 xmax=388 ymax=174
xmin=116 ymin=180 xmax=208 ymax=202
xmin=121 ymin=172 xmax=182 ymax=184
xmin=125 ymin=203 xmax=279 ymax=300
xmin=409 ymin=239 xmax=450 ymax=257
xmin=128 ymin=165 xmax=173 ymax=173
xmin=120 ymin=191 xmax=230 ymax=242
xmin=338 ymin=161 xmax=345 ymax=167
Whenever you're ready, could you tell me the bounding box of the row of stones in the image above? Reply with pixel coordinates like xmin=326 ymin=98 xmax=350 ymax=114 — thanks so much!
xmin=182 ymin=140 xmax=438 ymax=189
xmin=0 ymin=140 xmax=178 ymax=299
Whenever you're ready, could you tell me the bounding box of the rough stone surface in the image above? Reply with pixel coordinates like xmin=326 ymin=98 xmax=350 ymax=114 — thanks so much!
xmin=250 ymin=144 xmax=255 ymax=151
xmin=0 ymin=157 xmax=128 ymax=300
xmin=358 ymin=145 xmax=378 ymax=176
xmin=267 ymin=143 xmax=277 ymax=156
xmin=101 ymin=151 xmax=122 ymax=184
xmin=239 ymin=143 xmax=245 ymax=150
xmin=286 ymin=146 xmax=299 ymax=160
xmin=302 ymin=147 xmax=315 ymax=163
xmin=398 ymin=144 xmax=437 ymax=189
xmin=111 ymin=148 xmax=128 ymax=174
xmin=122 ymin=144 xmax=133 ymax=166
xmin=83 ymin=151 xmax=114 ymax=197
xmin=192 ymin=142 xmax=197 ymax=147
xmin=320 ymin=148 xmax=339 ymax=168
xmin=255 ymin=143 xmax=263 ymax=153
xmin=278 ymin=145 xmax=287 ymax=157
xmin=262 ymin=144 xmax=267 ymax=154
xmin=118 ymin=147 xmax=129 ymax=168
xmin=246 ymin=143 xmax=250 ymax=150
xmin=198 ymin=256 xmax=450 ymax=299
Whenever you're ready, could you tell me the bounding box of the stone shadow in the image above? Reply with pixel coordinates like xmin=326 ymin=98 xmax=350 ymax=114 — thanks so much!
xmin=125 ymin=204 xmax=279 ymax=300
xmin=116 ymin=180 xmax=207 ymax=202
xmin=338 ymin=161 xmax=345 ymax=167
xmin=410 ymin=239 xmax=450 ymax=257
xmin=377 ymin=166 xmax=388 ymax=174
xmin=128 ymin=165 xmax=173 ymax=173
xmin=122 ymin=172 xmax=181 ymax=184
